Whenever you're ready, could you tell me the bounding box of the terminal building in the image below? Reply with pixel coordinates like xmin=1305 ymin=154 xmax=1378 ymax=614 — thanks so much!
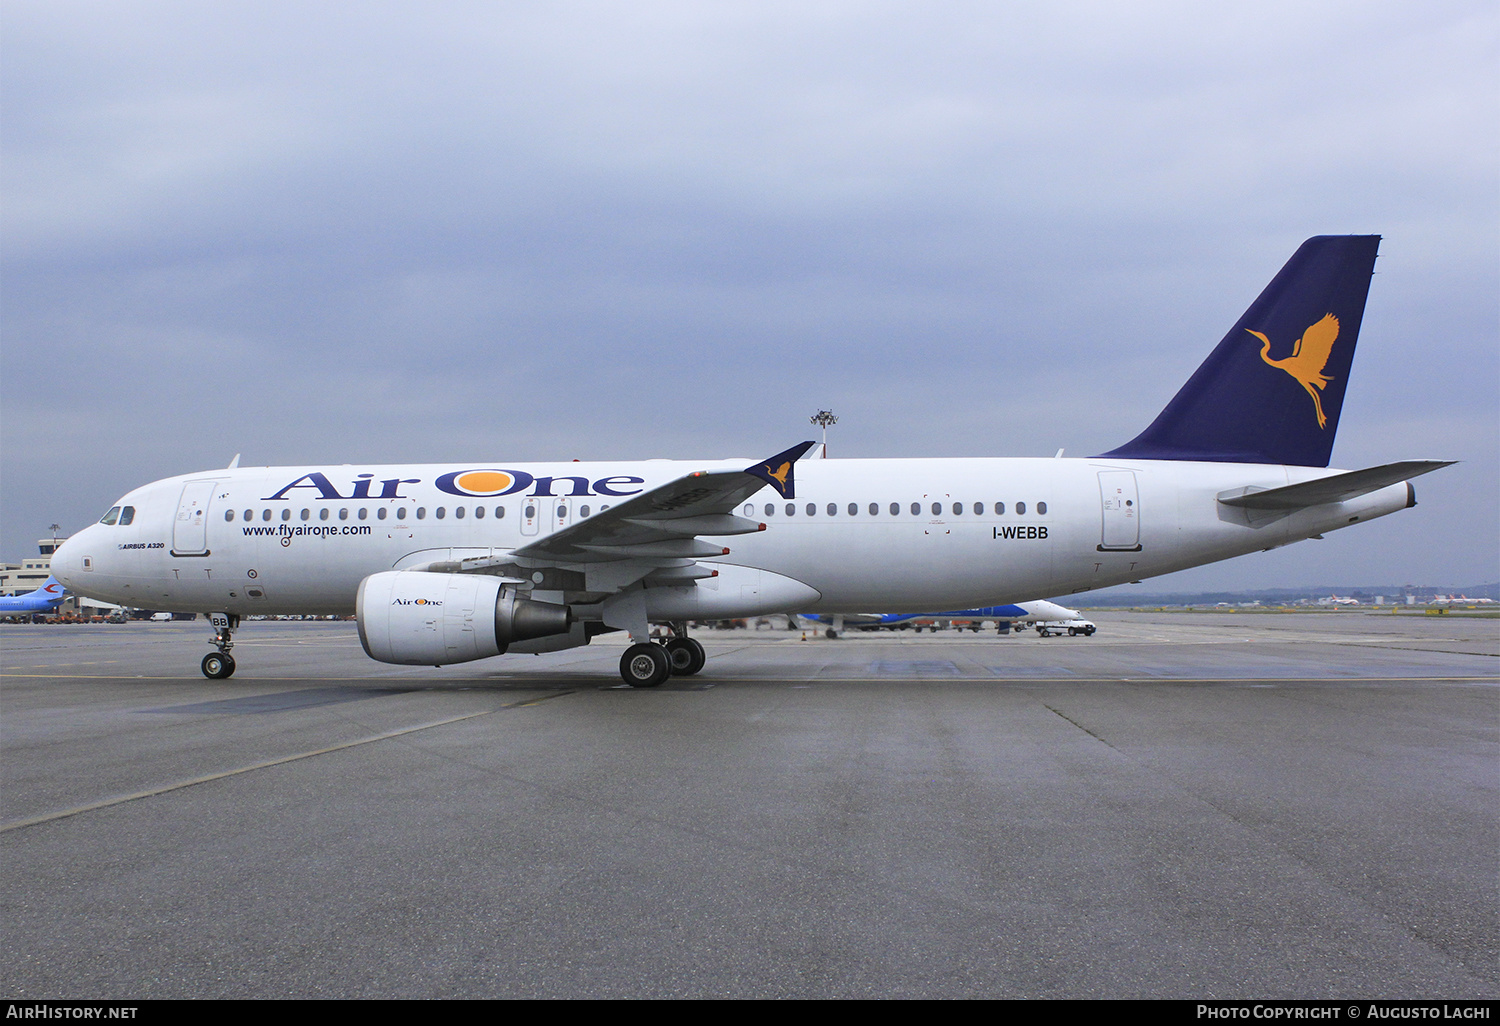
xmin=0 ymin=537 xmax=65 ymax=597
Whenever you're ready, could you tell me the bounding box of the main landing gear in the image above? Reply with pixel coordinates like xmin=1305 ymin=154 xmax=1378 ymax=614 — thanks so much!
xmin=201 ymin=612 xmax=239 ymax=679
xmin=618 ymin=623 xmax=706 ymax=688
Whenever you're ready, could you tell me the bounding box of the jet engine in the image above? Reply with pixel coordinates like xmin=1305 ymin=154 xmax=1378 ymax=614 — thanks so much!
xmin=356 ymin=571 xmax=570 ymax=666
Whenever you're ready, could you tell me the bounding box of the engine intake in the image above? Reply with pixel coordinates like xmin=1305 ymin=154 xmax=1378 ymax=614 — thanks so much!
xmin=356 ymin=571 xmax=570 ymax=666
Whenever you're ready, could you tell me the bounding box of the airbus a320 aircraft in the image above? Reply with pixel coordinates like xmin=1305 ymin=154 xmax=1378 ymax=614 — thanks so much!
xmin=52 ymin=236 xmax=1451 ymax=687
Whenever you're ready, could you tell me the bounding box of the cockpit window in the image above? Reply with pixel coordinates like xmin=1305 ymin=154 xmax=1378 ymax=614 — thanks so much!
xmin=118 ymin=506 xmax=136 ymax=526
xmin=99 ymin=506 xmax=121 ymax=526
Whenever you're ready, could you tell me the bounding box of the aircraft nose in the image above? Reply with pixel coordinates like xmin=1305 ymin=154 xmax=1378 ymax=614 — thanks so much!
xmin=50 ymin=530 xmax=90 ymax=589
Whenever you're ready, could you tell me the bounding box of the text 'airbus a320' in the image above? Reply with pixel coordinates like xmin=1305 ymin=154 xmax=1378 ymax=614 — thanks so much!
xmin=53 ymin=236 xmax=1451 ymax=686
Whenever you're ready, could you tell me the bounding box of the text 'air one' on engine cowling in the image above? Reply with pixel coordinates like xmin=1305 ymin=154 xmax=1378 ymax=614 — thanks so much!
xmin=355 ymin=571 xmax=570 ymax=666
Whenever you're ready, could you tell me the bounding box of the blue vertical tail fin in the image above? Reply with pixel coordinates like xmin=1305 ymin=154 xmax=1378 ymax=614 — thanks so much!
xmin=1101 ymin=235 xmax=1380 ymax=467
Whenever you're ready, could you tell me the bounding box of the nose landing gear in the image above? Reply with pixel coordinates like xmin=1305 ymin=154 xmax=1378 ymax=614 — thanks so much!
xmin=202 ymin=612 xmax=239 ymax=679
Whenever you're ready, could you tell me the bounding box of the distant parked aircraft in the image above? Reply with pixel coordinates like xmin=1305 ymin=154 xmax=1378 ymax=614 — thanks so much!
xmin=0 ymin=577 xmax=66 ymax=614
xmin=802 ymin=599 xmax=1082 ymax=637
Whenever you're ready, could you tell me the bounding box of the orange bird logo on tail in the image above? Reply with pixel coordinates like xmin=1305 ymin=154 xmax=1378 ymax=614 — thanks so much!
xmin=1247 ymin=313 xmax=1340 ymax=428
xmin=764 ymin=462 xmax=791 ymax=487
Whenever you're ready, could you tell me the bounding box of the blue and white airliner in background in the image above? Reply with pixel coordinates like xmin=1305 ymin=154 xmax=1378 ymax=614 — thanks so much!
xmin=52 ymin=237 xmax=1452 ymax=686
xmin=800 ymin=599 xmax=1084 ymax=636
xmin=0 ymin=577 xmax=67 ymax=616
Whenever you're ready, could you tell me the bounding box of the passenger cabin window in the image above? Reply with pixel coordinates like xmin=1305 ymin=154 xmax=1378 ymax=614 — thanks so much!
xmin=827 ymin=503 xmax=837 ymax=516
xmin=436 ymin=507 xmax=447 ymax=520
xmin=397 ymin=508 xmax=407 ymax=520
xmin=263 ymin=509 xmax=273 ymax=521
xmin=849 ymin=503 xmax=858 ymax=516
xmin=282 ymin=509 xmax=292 ymax=521
xmin=319 ymin=508 xmax=329 ymax=521
xmin=377 ymin=508 xmax=388 ymax=520
xmin=869 ymin=503 xmax=879 ymax=516
xmin=994 ymin=502 xmax=1005 ymax=515
xmin=931 ymin=502 xmax=942 ymax=515
xmin=973 ymin=502 xmax=983 ymax=515
xmin=339 ymin=508 xmax=349 ymax=520
xmin=244 ymin=509 xmax=253 ymax=521
xmin=890 ymin=503 xmax=900 ymax=516
xmin=1016 ymin=501 xmax=1026 ymax=515
xmin=300 ymin=509 xmax=310 ymax=521
xmin=580 ymin=505 xmax=590 ymax=517
xmin=1037 ymin=501 xmax=1047 ymax=515
xmin=953 ymin=502 xmax=962 ymax=515
xmin=416 ymin=508 xmax=426 ymax=520
xmin=225 ymin=510 xmax=235 ymax=522
xmin=765 ymin=504 xmax=775 ymax=516
xmin=910 ymin=502 xmax=920 ymax=515
xmin=786 ymin=503 xmax=795 ymax=516
xmin=806 ymin=503 xmax=816 ymax=516
xmin=358 ymin=508 xmax=367 ymax=520
xmin=454 ymin=507 xmax=464 ymax=519
xmin=495 ymin=506 xmax=506 ymax=518
xmin=99 ymin=506 xmax=121 ymax=526
xmin=474 ymin=506 xmax=484 ymax=519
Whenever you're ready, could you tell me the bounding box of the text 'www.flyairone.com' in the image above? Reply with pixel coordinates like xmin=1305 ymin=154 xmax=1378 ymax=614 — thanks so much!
xmin=241 ymin=525 xmax=373 ymax=539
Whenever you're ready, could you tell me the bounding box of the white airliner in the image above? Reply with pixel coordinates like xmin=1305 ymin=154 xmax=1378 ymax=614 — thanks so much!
xmin=51 ymin=236 xmax=1452 ymax=686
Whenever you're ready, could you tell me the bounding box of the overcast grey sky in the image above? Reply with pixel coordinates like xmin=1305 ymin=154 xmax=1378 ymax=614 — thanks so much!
xmin=3 ymin=1 xmax=1496 ymax=591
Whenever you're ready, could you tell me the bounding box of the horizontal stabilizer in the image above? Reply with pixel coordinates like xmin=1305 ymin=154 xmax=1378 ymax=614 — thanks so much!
xmin=1217 ymin=460 xmax=1453 ymax=510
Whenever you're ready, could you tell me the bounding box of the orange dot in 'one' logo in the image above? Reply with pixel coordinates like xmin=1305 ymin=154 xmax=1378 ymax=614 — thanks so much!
xmin=454 ymin=471 xmax=514 ymax=495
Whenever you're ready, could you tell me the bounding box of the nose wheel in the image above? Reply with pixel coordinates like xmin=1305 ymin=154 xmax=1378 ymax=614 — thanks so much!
xmin=201 ymin=652 xmax=236 ymax=679
xmin=202 ymin=612 xmax=240 ymax=679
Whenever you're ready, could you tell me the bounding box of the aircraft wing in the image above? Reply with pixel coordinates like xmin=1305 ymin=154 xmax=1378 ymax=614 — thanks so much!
xmin=444 ymin=442 xmax=814 ymax=594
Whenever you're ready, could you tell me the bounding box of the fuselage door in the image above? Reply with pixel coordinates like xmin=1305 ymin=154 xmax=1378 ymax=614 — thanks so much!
xmin=172 ymin=479 xmax=219 ymax=556
xmin=520 ymin=499 xmax=540 ymax=536
xmin=550 ymin=498 xmax=574 ymax=533
xmin=1098 ymin=471 xmax=1141 ymax=551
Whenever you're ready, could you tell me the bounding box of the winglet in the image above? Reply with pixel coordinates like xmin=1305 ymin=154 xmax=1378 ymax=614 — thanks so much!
xmin=745 ymin=441 xmax=816 ymax=499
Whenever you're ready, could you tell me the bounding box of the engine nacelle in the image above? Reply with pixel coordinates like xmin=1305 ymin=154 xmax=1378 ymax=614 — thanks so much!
xmin=356 ymin=571 xmax=570 ymax=666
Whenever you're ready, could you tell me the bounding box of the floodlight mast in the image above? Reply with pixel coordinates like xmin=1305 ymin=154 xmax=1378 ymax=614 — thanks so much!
xmin=809 ymin=409 xmax=837 ymax=457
